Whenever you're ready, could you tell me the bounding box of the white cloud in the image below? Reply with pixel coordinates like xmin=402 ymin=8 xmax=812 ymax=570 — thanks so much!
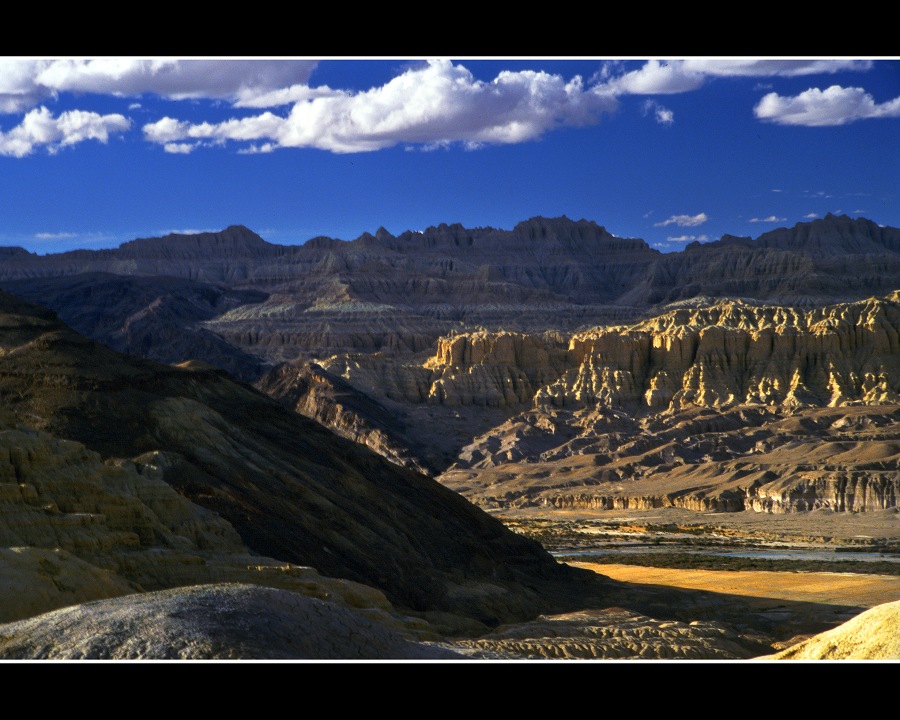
xmin=666 ymin=234 xmax=710 ymax=242
xmin=749 ymin=216 xmax=787 ymax=223
xmin=158 ymin=228 xmax=219 ymax=236
xmin=642 ymin=99 xmax=674 ymax=125
xmin=36 ymin=59 xmax=319 ymax=102
xmin=596 ymin=59 xmax=873 ymax=98
xmin=0 ymin=59 xmax=320 ymax=114
xmin=804 ymin=213 xmax=820 ymax=219
xmin=0 ymin=59 xmax=49 ymax=113
xmin=34 ymin=231 xmax=77 ymax=239
xmin=0 ymin=106 xmax=131 ymax=157
xmin=654 ymin=212 xmax=708 ymax=227
xmin=754 ymin=85 xmax=900 ymax=126
xmin=163 ymin=142 xmax=195 ymax=154
xmin=681 ymin=59 xmax=873 ymax=77
xmin=603 ymin=60 xmax=704 ymax=95
xmin=233 ymin=83 xmax=345 ymax=108
xmin=142 ymin=59 xmax=619 ymax=154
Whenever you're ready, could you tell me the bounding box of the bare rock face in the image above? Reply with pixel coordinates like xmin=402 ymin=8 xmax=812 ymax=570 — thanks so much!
xmin=424 ymin=331 xmax=571 ymax=408
xmin=0 ymin=547 xmax=139 ymax=624
xmin=761 ymin=599 xmax=900 ymax=660
xmin=318 ymin=294 xmax=899 ymax=418
xmin=546 ymin=294 xmax=900 ymax=411
xmin=0 ymin=583 xmax=463 ymax=660
xmin=412 ymin=296 xmax=900 ymax=513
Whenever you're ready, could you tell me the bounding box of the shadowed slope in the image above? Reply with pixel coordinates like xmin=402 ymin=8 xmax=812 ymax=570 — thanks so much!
xmin=0 ymin=290 xmax=602 ymax=626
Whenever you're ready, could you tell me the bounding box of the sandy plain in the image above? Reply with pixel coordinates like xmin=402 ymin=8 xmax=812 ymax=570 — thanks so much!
xmin=491 ymin=506 xmax=900 ymax=647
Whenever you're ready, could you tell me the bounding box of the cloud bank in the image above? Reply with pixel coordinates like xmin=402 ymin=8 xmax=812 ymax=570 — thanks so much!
xmin=143 ymin=59 xmax=619 ymax=154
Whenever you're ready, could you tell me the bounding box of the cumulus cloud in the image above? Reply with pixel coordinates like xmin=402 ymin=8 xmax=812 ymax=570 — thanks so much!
xmin=0 ymin=106 xmax=131 ymax=157
xmin=0 ymin=59 xmax=320 ymax=113
xmin=754 ymin=85 xmax=900 ymax=126
xmin=654 ymin=212 xmax=708 ymax=227
xmin=642 ymin=99 xmax=674 ymax=124
xmin=0 ymin=59 xmax=48 ymax=113
xmin=804 ymin=213 xmax=820 ymax=219
xmin=749 ymin=215 xmax=787 ymax=222
xmin=163 ymin=142 xmax=195 ymax=154
xmin=142 ymin=59 xmax=619 ymax=154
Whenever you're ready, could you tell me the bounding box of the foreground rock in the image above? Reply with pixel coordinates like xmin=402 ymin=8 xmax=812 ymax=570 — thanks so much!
xmin=0 ymin=583 xmax=462 ymax=660
xmin=762 ymin=599 xmax=900 ymax=660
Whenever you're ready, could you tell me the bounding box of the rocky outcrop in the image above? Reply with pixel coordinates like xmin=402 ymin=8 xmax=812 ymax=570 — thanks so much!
xmin=422 ymin=331 xmax=571 ymax=408
xmin=0 ymin=426 xmax=407 ymax=626
xmin=446 ymin=607 xmax=771 ymax=660
xmin=542 ymin=294 xmax=900 ymax=411
xmin=0 ymin=583 xmax=463 ymax=660
xmin=408 ymin=295 xmax=900 ymax=413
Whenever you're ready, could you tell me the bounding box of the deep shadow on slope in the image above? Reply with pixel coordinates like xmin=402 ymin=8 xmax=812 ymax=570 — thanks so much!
xmin=0 ymin=290 xmax=606 ymax=627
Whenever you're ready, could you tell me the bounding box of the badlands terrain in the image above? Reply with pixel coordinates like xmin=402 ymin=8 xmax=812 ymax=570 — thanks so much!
xmin=0 ymin=213 xmax=898 ymax=660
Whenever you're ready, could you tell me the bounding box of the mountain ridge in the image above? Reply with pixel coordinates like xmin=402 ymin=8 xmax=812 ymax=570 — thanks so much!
xmin=3 ymin=213 xmax=895 ymax=262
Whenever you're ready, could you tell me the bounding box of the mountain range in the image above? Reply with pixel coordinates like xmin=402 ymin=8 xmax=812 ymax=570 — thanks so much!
xmin=1 ymin=212 xmax=898 ymax=659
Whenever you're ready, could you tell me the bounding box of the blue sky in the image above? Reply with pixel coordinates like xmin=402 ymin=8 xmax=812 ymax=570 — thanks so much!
xmin=0 ymin=57 xmax=897 ymax=254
